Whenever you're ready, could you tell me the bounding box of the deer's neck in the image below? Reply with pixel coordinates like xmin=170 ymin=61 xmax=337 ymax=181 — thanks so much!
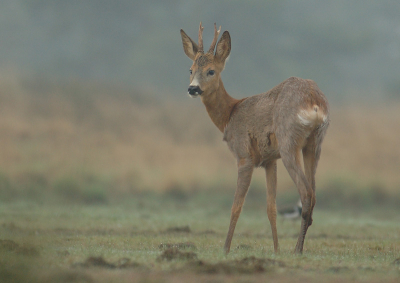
xmin=201 ymin=78 xmax=239 ymax=133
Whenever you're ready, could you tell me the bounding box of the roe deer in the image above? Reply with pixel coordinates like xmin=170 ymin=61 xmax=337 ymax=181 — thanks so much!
xmin=180 ymin=23 xmax=329 ymax=254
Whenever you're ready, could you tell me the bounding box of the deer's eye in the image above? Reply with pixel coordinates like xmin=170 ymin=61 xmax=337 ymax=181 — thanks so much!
xmin=207 ymin=70 xmax=215 ymax=76
xmin=189 ymin=69 xmax=193 ymax=75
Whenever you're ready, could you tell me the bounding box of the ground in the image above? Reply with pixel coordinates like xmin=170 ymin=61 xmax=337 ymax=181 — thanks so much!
xmin=1 ymin=195 xmax=399 ymax=283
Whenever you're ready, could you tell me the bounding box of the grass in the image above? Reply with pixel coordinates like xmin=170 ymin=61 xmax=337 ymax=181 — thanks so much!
xmin=1 ymin=195 xmax=400 ymax=283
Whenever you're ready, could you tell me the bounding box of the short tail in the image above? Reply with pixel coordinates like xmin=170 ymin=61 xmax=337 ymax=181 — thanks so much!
xmin=297 ymin=105 xmax=328 ymax=127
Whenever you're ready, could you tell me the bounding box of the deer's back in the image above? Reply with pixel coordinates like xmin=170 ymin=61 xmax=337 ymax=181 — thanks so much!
xmin=223 ymin=77 xmax=329 ymax=166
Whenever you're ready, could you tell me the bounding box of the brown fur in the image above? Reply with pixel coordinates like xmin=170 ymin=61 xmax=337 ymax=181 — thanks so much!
xmin=181 ymin=24 xmax=330 ymax=254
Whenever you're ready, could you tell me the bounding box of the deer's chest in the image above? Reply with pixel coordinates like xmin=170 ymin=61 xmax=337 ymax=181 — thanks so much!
xmin=224 ymin=128 xmax=280 ymax=167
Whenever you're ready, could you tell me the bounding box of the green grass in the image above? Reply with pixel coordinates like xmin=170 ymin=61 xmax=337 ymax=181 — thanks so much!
xmin=0 ymin=195 xmax=400 ymax=283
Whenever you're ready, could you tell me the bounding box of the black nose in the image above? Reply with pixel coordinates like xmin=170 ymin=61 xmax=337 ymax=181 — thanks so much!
xmin=188 ymin=85 xmax=203 ymax=95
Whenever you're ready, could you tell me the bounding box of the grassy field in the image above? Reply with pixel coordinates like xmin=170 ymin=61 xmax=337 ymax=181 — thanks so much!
xmin=1 ymin=195 xmax=400 ymax=283
xmin=0 ymin=77 xmax=400 ymax=282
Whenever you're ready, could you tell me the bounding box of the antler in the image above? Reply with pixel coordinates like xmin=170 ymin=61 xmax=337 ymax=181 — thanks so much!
xmin=208 ymin=23 xmax=221 ymax=53
xmin=198 ymin=22 xmax=204 ymax=53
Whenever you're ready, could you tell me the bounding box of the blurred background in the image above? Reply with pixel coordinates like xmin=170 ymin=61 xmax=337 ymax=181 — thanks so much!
xmin=0 ymin=0 xmax=399 ymax=209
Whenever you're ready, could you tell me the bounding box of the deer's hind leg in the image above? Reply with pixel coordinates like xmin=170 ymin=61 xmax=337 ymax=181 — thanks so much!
xmin=278 ymin=140 xmax=313 ymax=254
xmin=302 ymin=140 xmax=320 ymax=226
xmin=302 ymin=126 xmax=328 ymax=226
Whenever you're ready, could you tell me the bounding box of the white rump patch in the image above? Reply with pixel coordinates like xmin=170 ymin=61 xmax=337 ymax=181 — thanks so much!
xmin=297 ymin=111 xmax=313 ymax=126
xmin=297 ymin=105 xmax=327 ymax=126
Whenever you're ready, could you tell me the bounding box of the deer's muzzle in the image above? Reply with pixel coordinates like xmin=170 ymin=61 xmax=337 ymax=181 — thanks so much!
xmin=188 ymin=85 xmax=203 ymax=96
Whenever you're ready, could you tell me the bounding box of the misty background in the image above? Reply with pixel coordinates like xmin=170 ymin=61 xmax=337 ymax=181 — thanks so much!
xmin=0 ymin=1 xmax=400 ymax=207
xmin=1 ymin=0 xmax=400 ymax=101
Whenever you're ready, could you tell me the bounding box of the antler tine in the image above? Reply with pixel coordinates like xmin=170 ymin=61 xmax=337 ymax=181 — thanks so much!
xmin=208 ymin=23 xmax=221 ymax=53
xmin=198 ymin=22 xmax=204 ymax=53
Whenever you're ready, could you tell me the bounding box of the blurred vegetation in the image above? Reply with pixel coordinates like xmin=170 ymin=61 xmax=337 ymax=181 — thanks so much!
xmin=0 ymin=1 xmax=400 ymax=100
xmin=0 ymin=76 xmax=400 ymax=210
xmin=0 ymin=2 xmax=399 ymax=208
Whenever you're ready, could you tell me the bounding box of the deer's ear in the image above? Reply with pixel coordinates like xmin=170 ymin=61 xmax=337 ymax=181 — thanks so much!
xmin=180 ymin=29 xmax=198 ymax=60
xmin=215 ymin=31 xmax=231 ymax=63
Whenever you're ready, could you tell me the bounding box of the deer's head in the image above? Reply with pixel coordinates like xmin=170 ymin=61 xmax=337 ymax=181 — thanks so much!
xmin=180 ymin=23 xmax=231 ymax=97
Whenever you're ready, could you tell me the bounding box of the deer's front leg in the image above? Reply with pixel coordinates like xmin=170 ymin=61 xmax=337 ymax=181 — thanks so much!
xmin=224 ymin=159 xmax=254 ymax=254
xmin=265 ymin=160 xmax=279 ymax=253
